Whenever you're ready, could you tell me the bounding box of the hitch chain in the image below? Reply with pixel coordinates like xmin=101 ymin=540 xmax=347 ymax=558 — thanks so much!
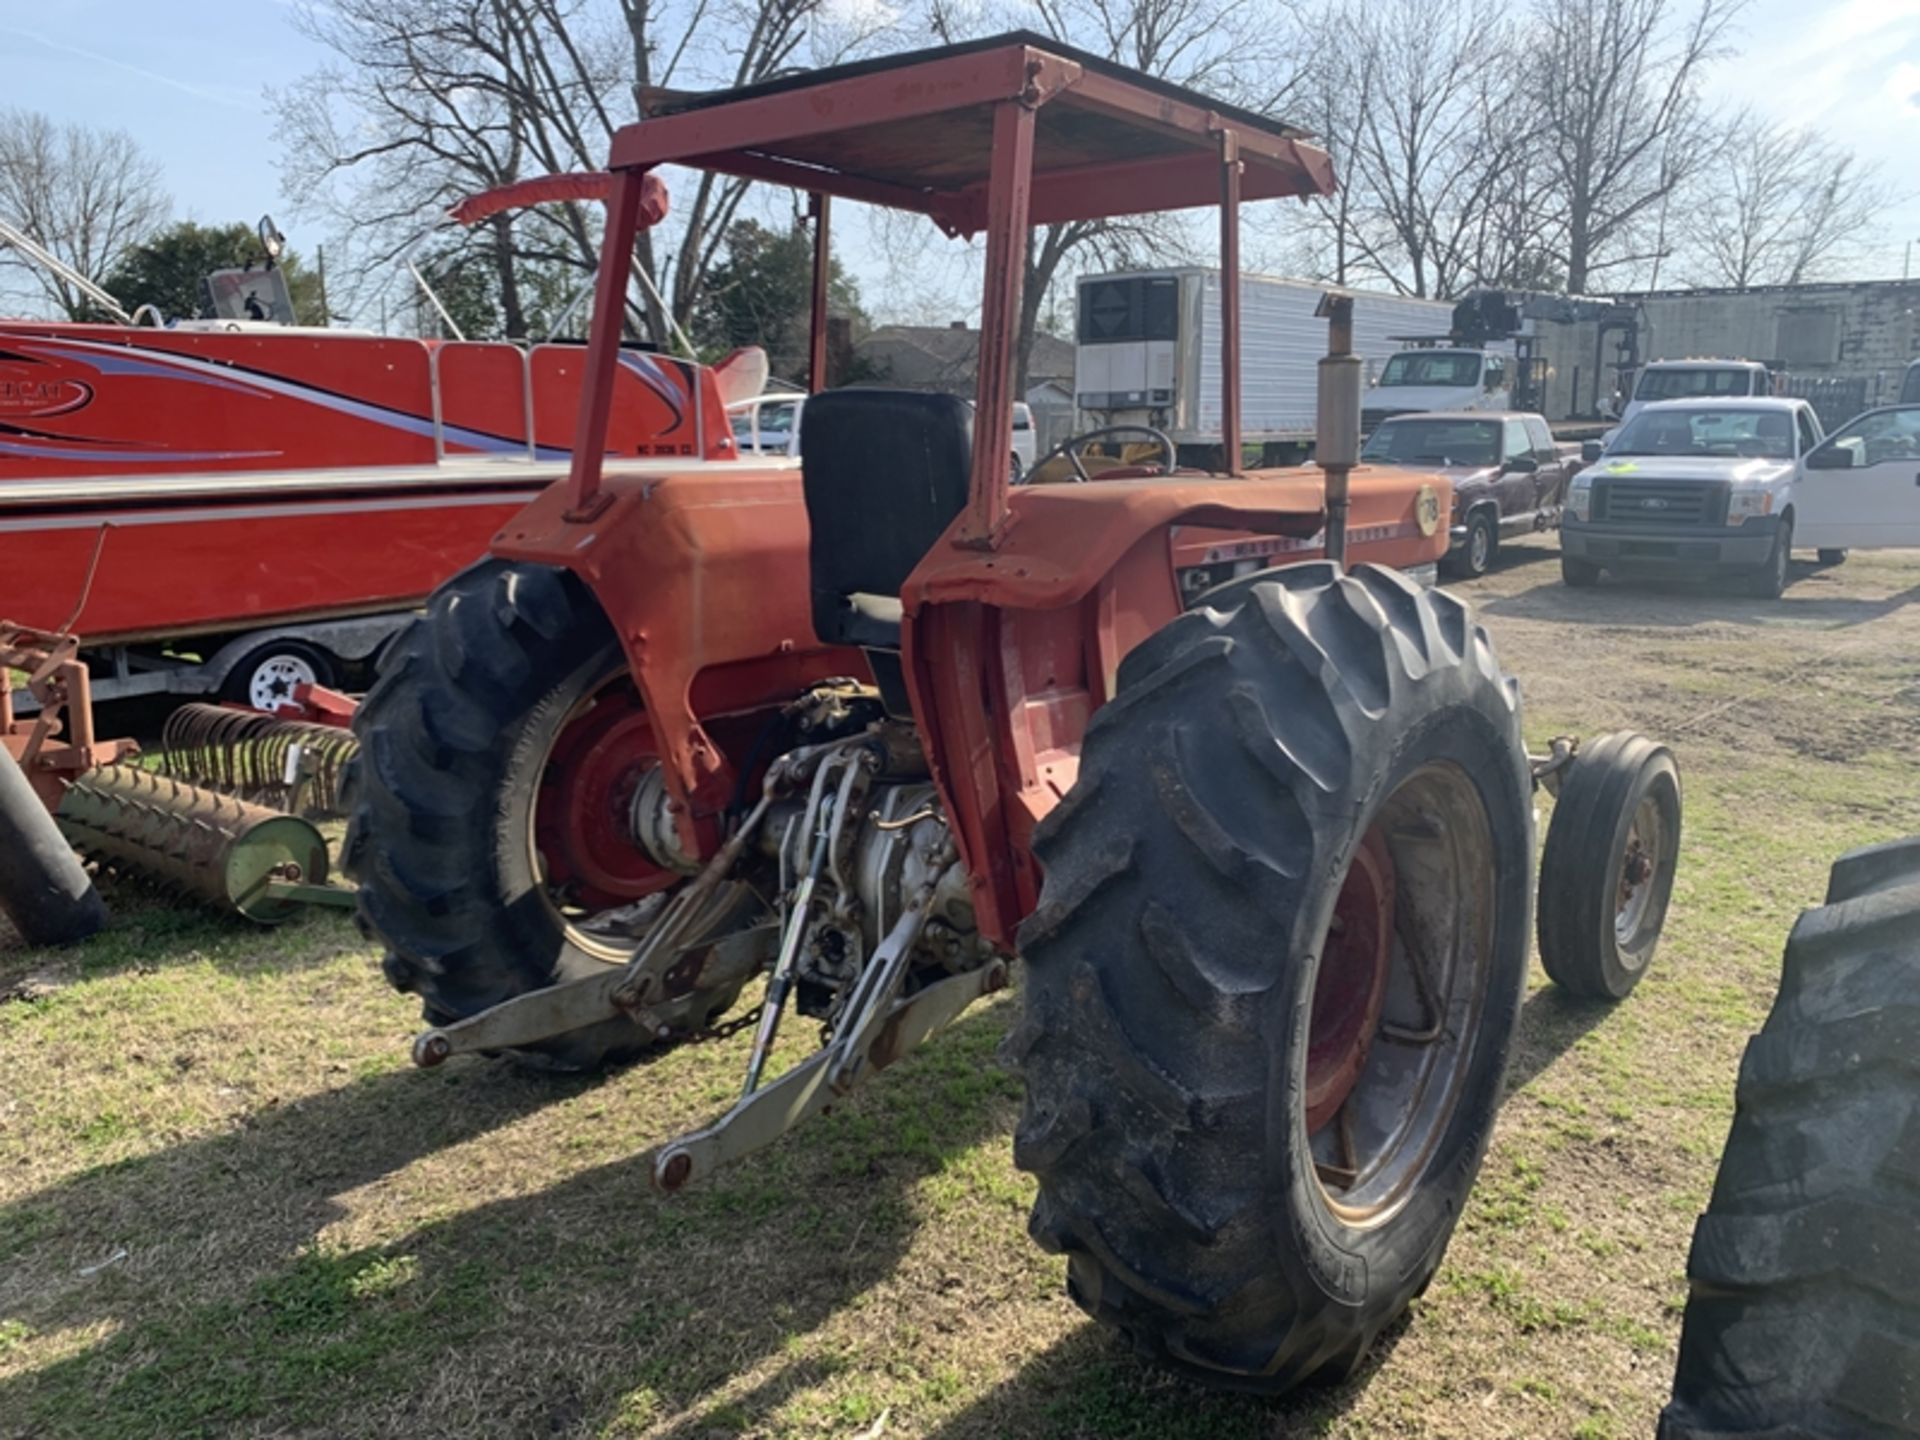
xmin=689 ymin=1004 xmax=764 ymax=1046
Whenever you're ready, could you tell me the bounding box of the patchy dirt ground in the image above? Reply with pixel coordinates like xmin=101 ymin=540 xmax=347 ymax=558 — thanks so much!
xmin=1 ymin=542 xmax=1916 ymax=1440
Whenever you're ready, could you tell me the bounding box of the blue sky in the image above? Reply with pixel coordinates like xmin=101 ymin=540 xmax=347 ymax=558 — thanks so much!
xmin=3 ymin=0 xmax=1918 ymax=306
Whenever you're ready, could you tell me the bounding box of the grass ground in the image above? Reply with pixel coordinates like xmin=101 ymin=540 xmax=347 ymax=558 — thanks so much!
xmin=2 ymin=544 xmax=1917 ymax=1439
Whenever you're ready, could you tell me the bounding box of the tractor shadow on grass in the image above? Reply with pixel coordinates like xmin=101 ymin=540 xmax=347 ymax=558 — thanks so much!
xmin=0 ymin=976 xmax=1628 ymax=1438
xmin=1503 ymin=982 xmax=1616 ymax=1097
xmin=0 ymin=1006 xmax=1026 ymax=1438
xmin=914 ymin=1310 xmax=1414 ymax=1440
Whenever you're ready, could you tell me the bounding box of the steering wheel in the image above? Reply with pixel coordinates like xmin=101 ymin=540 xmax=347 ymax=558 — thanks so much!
xmin=1023 ymin=424 xmax=1176 ymax=484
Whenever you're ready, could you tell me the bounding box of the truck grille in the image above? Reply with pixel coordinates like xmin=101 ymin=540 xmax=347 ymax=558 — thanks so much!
xmin=1595 ymin=479 xmax=1725 ymax=526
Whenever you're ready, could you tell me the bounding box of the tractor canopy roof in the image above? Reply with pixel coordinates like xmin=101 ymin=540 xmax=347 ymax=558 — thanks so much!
xmin=619 ymin=31 xmax=1335 ymax=236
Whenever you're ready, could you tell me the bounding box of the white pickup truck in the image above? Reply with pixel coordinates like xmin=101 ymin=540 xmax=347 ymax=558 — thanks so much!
xmin=1561 ymin=398 xmax=1920 ymax=596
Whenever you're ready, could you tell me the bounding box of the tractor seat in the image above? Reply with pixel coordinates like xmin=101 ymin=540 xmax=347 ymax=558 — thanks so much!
xmin=800 ymin=389 xmax=973 ymax=652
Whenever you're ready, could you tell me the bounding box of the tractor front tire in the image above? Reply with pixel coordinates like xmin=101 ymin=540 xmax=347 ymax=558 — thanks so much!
xmin=342 ymin=559 xmax=701 ymax=1072
xmin=1012 ymin=563 xmax=1534 ymax=1393
xmin=1537 ymin=732 xmax=1681 ymax=1000
xmin=1659 ymin=837 xmax=1920 ymax=1439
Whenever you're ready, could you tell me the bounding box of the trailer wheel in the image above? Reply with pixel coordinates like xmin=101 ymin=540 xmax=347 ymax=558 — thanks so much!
xmin=1817 ymin=547 xmax=1848 ymax=565
xmin=1537 ymin=732 xmax=1681 ymax=1000
xmin=1561 ymin=554 xmax=1601 ymax=588
xmin=1659 ymin=837 xmax=1920 ymax=1439
xmin=341 ymin=559 xmax=734 ymax=1072
xmin=1012 ymin=563 xmax=1533 ymax=1393
xmin=220 ymin=638 xmax=339 ymax=711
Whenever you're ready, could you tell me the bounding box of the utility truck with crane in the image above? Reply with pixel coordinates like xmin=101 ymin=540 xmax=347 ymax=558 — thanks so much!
xmin=345 ymin=34 xmax=1684 ymax=1394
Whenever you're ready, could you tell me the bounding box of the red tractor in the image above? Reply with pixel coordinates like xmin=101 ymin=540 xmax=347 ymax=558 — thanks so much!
xmin=346 ymin=33 xmax=1682 ymax=1392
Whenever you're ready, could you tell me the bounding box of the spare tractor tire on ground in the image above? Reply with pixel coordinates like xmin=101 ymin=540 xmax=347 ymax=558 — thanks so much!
xmin=342 ymin=559 xmax=737 ymax=1072
xmin=0 ymin=746 xmax=107 ymax=948
xmin=1537 ymin=731 xmax=1681 ymax=1000
xmin=1659 ymin=836 xmax=1920 ymax=1440
xmin=1011 ymin=562 xmax=1534 ymax=1393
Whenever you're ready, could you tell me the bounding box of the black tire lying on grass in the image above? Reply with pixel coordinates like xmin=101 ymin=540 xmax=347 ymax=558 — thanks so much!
xmin=1659 ymin=836 xmax=1920 ymax=1439
xmin=1011 ymin=561 xmax=1534 ymax=1393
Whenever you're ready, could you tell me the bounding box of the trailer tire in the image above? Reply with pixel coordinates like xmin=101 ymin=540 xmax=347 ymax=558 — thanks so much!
xmin=219 ymin=638 xmax=339 ymax=711
xmin=1817 ymin=547 xmax=1848 ymax=565
xmin=341 ymin=559 xmax=723 ymax=1072
xmin=1012 ymin=562 xmax=1533 ymax=1394
xmin=1658 ymin=837 xmax=1920 ymax=1439
xmin=1537 ymin=732 xmax=1681 ymax=1000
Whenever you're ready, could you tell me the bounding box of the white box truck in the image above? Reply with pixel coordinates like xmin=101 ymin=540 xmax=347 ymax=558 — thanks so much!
xmin=1073 ymin=269 xmax=1480 ymax=462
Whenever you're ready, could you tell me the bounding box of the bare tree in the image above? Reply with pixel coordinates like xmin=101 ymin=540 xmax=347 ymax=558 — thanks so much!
xmin=0 ymin=110 xmax=169 ymax=319
xmin=1678 ymin=116 xmax=1895 ymax=287
xmin=274 ymin=0 xmax=885 ymax=341
xmin=1310 ymin=0 xmax=1531 ymax=297
xmin=1532 ymin=0 xmax=1739 ymax=292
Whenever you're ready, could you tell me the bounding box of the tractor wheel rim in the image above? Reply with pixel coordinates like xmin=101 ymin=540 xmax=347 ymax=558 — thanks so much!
xmin=1615 ymin=793 xmax=1665 ymax=950
xmin=1304 ymin=828 xmax=1395 ymax=1133
xmin=1308 ymin=762 xmax=1496 ymax=1226
xmin=529 ymin=669 xmax=677 ymax=961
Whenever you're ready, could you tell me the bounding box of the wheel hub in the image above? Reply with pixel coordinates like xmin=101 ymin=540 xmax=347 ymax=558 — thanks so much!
xmin=534 ymin=682 xmax=676 ymax=913
xmin=1305 ymin=828 xmax=1396 ymax=1134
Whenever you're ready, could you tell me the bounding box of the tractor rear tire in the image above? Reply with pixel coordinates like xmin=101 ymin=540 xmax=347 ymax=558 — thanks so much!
xmin=1011 ymin=562 xmax=1534 ymax=1393
xmin=1659 ymin=837 xmax=1920 ymax=1439
xmin=342 ymin=559 xmax=711 ymax=1072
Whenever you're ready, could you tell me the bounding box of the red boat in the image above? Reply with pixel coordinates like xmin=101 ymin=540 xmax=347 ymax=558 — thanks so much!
xmin=0 ymin=315 xmax=754 ymax=702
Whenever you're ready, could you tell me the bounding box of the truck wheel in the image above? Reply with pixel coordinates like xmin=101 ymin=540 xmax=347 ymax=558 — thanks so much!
xmin=1537 ymin=732 xmax=1680 ymax=1000
xmin=1817 ymin=547 xmax=1848 ymax=565
xmin=1443 ymin=511 xmax=1496 ymax=580
xmin=341 ymin=559 xmax=733 ymax=1072
xmin=1659 ymin=837 xmax=1920 ymax=1439
xmin=1012 ymin=563 xmax=1533 ymax=1393
xmin=219 ymin=638 xmax=339 ymax=711
xmin=1745 ymin=516 xmax=1793 ymax=599
xmin=1561 ymin=554 xmax=1601 ymax=588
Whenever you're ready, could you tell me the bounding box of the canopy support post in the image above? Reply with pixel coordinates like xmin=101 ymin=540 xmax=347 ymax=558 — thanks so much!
xmin=565 ymin=167 xmax=645 ymax=520
xmin=1218 ymin=128 xmax=1243 ymax=477
xmin=808 ymin=193 xmax=832 ymax=393
xmin=956 ymin=98 xmax=1035 ymax=550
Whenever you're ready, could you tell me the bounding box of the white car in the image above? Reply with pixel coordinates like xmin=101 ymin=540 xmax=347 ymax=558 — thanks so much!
xmin=729 ymin=394 xmax=1038 ymax=478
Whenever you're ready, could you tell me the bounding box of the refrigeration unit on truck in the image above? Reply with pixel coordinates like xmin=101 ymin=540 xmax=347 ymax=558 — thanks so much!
xmin=1074 ymin=269 xmax=1477 ymax=462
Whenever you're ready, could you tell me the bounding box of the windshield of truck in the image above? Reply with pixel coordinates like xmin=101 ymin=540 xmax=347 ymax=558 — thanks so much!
xmin=1633 ymin=367 xmax=1759 ymax=401
xmin=1362 ymin=418 xmax=1500 ymax=468
xmin=1378 ymin=352 xmax=1481 ymax=388
xmin=1610 ymin=408 xmax=1794 ymax=459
